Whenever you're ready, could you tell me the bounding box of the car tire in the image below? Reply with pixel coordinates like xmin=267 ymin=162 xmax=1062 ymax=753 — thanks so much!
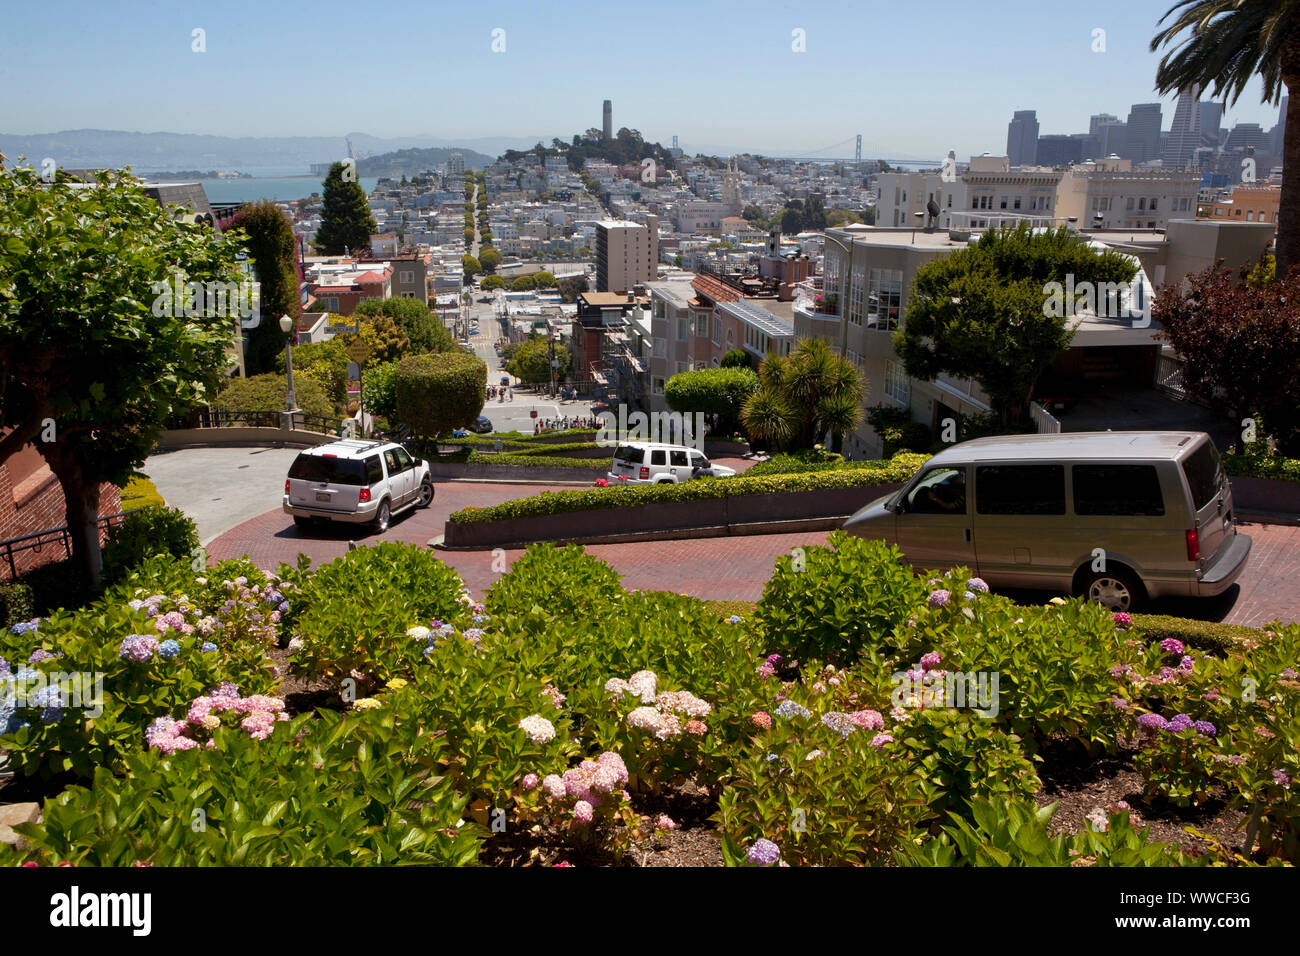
xmin=1081 ymin=567 xmax=1144 ymax=613
xmin=373 ymin=499 xmax=391 ymax=533
xmin=417 ymin=477 xmax=434 ymax=508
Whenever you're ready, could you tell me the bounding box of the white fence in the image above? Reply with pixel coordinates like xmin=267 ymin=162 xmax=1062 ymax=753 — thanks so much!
xmin=1029 ymin=401 xmax=1061 ymax=434
xmin=1155 ymin=352 xmax=1186 ymax=399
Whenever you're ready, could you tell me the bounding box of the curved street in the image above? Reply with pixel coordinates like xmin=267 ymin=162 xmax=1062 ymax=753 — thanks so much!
xmin=149 ymin=448 xmax=1300 ymax=629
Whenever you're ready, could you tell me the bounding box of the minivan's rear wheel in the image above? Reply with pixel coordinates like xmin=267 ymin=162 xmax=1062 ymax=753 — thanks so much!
xmin=373 ymin=499 xmax=391 ymax=533
xmin=417 ymin=478 xmax=434 ymax=507
xmin=293 ymin=516 xmax=312 ymax=531
xmin=1083 ymin=568 xmax=1142 ymax=612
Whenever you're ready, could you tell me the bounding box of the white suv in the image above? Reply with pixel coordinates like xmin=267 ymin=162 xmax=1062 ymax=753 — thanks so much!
xmin=608 ymin=442 xmax=736 ymax=484
xmin=283 ymin=439 xmax=434 ymax=532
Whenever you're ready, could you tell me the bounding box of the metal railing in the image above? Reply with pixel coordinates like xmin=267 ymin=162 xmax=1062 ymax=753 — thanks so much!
xmin=1029 ymin=401 xmax=1062 ymax=434
xmin=169 ymin=407 xmax=351 ymax=437
xmin=0 ymin=510 xmax=131 ymax=581
xmin=1155 ymin=352 xmax=1186 ymax=399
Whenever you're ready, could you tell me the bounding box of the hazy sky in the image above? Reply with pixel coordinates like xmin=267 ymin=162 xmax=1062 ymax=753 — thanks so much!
xmin=1 ymin=0 xmax=1287 ymax=158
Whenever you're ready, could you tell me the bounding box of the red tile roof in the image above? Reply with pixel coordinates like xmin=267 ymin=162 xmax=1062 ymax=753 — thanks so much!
xmin=691 ymin=274 xmax=743 ymax=304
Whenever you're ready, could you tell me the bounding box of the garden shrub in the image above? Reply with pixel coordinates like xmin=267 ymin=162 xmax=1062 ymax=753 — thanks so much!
xmin=101 ymin=506 xmax=199 ymax=587
xmin=755 ymin=532 xmax=928 ymax=666
xmin=119 ymin=474 xmax=165 ymax=511
xmin=0 ymin=580 xmax=35 ymax=629
xmin=1131 ymin=613 xmax=1258 ymax=654
xmin=865 ymin=404 xmax=932 ymax=458
xmin=3 ymin=709 xmax=482 ymax=866
xmin=290 ymin=542 xmax=469 ymax=682
xmin=216 ymin=371 xmax=335 ymax=419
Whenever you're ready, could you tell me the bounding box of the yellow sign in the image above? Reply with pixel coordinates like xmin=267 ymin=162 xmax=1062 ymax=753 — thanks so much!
xmin=345 ymin=338 xmax=372 ymax=363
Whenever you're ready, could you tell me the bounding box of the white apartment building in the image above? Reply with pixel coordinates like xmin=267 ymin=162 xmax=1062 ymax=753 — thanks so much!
xmin=595 ymin=217 xmax=659 ymax=293
xmin=1055 ymin=158 xmax=1200 ymax=230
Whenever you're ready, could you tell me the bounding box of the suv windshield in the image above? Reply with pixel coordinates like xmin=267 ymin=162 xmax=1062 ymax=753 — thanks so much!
xmin=289 ymin=454 xmax=368 ymax=486
xmin=1182 ymin=441 xmax=1225 ymax=511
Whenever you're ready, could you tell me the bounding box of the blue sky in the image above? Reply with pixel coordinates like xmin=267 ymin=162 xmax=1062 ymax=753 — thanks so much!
xmin=1 ymin=0 xmax=1287 ymax=158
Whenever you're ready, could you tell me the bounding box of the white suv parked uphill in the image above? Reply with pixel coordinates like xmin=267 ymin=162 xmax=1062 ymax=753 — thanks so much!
xmin=283 ymin=439 xmax=434 ymax=532
xmin=608 ymin=442 xmax=736 ymax=484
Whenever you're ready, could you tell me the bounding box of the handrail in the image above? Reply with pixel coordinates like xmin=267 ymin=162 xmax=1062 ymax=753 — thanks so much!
xmin=0 ymin=510 xmax=132 ymax=581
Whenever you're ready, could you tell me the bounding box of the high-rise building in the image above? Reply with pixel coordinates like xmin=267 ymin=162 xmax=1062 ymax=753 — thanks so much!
xmin=1006 ymin=110 xmax=1039 ymax=166
xmin=1089 ymin=115 xmax=1127 ymax=158
xmin=1226 ymin=122 xmax=1265 ymax=151
xmin=1089 ymin=114 xmax=1120 ymax=136
xmin=447 ymin=151 xmax=465 ymax=177
xmin=595 ymin=217 xmax=657 ymax=293
xmin=1198 ymin=101 xmax=1223 ymax=147
xmin=1164 ymin=86 xmax=1202 ymax=169
xmin=1036 ymin=134 xmax=1084 ymax=167
xmin=603 ymin=100 xmax=613 ymax=140
xmin=1125 ymin=103 xmax=1163 ymax=163
xmin=1271 ymin=95 xmax=1288 ymax=154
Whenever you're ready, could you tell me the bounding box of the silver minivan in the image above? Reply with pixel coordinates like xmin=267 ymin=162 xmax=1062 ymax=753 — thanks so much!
xmin=842 ymin=431 xmax=1251 ymax=611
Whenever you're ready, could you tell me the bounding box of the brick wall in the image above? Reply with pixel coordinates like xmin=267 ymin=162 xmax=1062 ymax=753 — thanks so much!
xmin=0 ymin=460 xmax=122 ymax=580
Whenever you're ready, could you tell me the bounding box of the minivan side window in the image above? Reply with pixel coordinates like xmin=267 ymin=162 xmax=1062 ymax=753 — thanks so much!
xmin=650 ymin=450 xmax=666 ymax=466
xmin=670 ymin=450 xmax=688 ymax=466
xmin=975 ymin=465 xmax=1065 ymax=515
xmin=1073 ymin=465 xmax=1164 ymax=516
xmin=906 ymin=468 xmax=966 ymax=514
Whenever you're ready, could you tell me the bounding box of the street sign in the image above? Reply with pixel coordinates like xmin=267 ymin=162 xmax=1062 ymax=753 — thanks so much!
xmin=530 ymin=410 xmax=537 ymax=419
xmin=347 ymin=361 xmax=361 ymax=379
xmin=326 ymin=323 xmax=360 ymax=335
xmin=345 ymin=339 xmax=372 ymax=364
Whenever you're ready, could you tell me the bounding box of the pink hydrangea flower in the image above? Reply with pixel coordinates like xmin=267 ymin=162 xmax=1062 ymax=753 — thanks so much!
xmin=573 ymin=801 xmax=594 ymax=824
xmin=920 ymin=652 xmax=943 ymax=671
xmin=542 ymin=775 xmax=566 ymax=799
xmin=522 ymin=773 xmax=540 ymax=790
xmin=751 ymin=711 xmax=772 ymax=730
xmin=656 ymin=814 xmax=676 ymax=831
xmin=870 ymin=733 xmax=895 ymax=748
xmin=684 ymin=720 xmax=707 ymax=735
xmin=848 ymin=709 xmax=884 ymax=730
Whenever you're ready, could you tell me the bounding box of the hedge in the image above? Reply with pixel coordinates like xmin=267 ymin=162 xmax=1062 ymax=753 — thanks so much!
xmin=465 ymin=451 xmax=609 ymax=470
xmin=747 ymin=452 xmax=930 ymax=477
xmin=448 ymin=458 xmax=922 ymax=524
xmin=1224 ymin=452 xmax=1300 ymax=483
xmin=1130 ymin=613 xmax=1262 ymax=655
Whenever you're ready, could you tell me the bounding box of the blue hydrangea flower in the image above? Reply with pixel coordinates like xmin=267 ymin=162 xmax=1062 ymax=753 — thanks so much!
xmin=966 ymin=577 xmax=989 ymax=593
xmin=10 ymin=618 xmax=39 ymax=636
xmin=472 ymin=614 xmax=490 ymax=625
xmin=278 ymin=601 xmax=290 ymax=614
xmin=0 ymin=656 xmax=9 ymax=678
xmin=200 ymin=642 xmax=218 ymax=653
xmin=158 ymin=639 xmax=181 ymax=659
xmin=774 ymin=700 xmax=811 ymax=720
xmin=727 ymin=615 xmax=742 ymax=624
xmin=964 ymin=591 xmax=977 ymax=601
xmin=746 ymin=838 xmax=781 ymax=866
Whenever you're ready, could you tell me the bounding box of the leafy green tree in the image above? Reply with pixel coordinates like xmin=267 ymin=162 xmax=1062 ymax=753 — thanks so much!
xmin=0 ymin=166 xmax=246 ymax=586
xmin=742 ymin=204 xmax=767 ymax=222
xmin=1151 ymin=0 xmax=1300 ymax=278
xmin=533 ymin=271 xmax=556 ymax=289
xmin=826 ymin=209 xmax=864 ymax=228
xmin=742 ymin=339 xmax=865 ymax=452
xmin=314 ymin=162 xmax=377 ymax=255
xmin=395 ymin=352 xmax=486 ymax=440
xmin=361 ymin=359 xmax=398 ymax=422
xmin=556 ymin=275 xmax=588 ymax=303
xmin=276 ymin=338 xmax=348 ymax=406
xmin=720 ymin=349 xmax=752 ymax=369
xmin=505 ymin=337 xmax=570 ymax=385
xmin=665 ymin=367 xmax=760 ymax=436
xmin=1153 ymin=263 xmax=1300 ymax=454
xmin=479 ymin=247 xmax=502 ymax=273
xmin=345 ymin=312 xmax=409 ymax=368
xmin=463 ymin=254 xmax=482 ymax=276
xmin=227 ymin=200 xmax=300 ymax=375
xmin=895 ymin=225 xmax=1137 ymax=425
xmin=481 ymin=275 xmax=506 ymax=291
xmin=353 ymin=297 xmax=452 ymax=354
xmin=511 ymin=275 xmax=536 ymax=291
xmin=464 ymin=227 xmax=475 ymax=244
xmin=217 ymin=372 xmax=334 ymax=419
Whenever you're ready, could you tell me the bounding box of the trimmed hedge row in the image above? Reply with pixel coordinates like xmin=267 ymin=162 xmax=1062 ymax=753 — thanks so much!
xmin=448 ymin=458 xmax=923 ymax=524
xmin=1129 ymin=613 xmax=1262 ymax=655
xmin=748 ymin=452 xmax=930 ymax=477
xmin=465 ymin=451 xmax=608 ymax=470
xmin=1224 ymin=452 xmax=1300 ymax=483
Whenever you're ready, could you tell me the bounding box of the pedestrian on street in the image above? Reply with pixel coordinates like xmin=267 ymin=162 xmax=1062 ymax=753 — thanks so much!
xmin=508 ymin=388 xmax=514 ymax=402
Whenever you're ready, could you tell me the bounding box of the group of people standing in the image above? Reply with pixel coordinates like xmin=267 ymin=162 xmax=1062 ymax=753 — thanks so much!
xmin=486 ymin=385 xmax=514 ymax=403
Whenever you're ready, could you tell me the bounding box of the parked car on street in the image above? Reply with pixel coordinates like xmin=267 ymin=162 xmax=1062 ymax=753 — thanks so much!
xmin=283 ymin=439 xmax=434 ymax=533
xmin=841 ymin=431 xmax=1251 ymax=612
xmin=472 ymin=416 xmax=493 ymax=434
xmin=608 ymin=442 xmax=736 ymax=484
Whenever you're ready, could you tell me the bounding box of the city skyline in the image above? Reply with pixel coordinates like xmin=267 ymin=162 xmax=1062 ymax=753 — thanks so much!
xmin=0 ymin=0 xmax=1289 ymax=161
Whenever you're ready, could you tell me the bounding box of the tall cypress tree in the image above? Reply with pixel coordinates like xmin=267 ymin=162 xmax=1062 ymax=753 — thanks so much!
xmin=228 ymin=200 xmax=300 ymax=374
xmin=314 ymin=161 xmax=377 ymax=255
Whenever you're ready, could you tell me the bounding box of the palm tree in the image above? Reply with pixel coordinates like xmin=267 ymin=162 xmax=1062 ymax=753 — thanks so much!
xmin=1150 ymin=1 xmax=1300 ymax=278
xmin=741 ymin=340 xmax=866 ymax=452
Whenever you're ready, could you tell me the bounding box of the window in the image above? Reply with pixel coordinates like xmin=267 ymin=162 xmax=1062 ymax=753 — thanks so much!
xmin=364 ymin=456 xmax=383 ymax=485
xmin=650 ymin=450 xmax=666 ymax=466
xmin=884 ymin=361 xmax=910 ymax=405
xmin=947 ymin=195 xmax=953 ymax=208
xmin=654 ymin=339 xmax=666 ymax=358
xmin=1000 ymin=196 xmax=1008 ymax=210
xmin=1073 ymin=465 xmax=1164 ymax=516
xmin=1149 ymin=199 xmax=1158 ymax=211
xmin=1247 ymin=211 xmax=1255 ymax=221
xmin=1013 ymin=197 xmax=1022 ymax=210
xmin=670 ymin=450 xmax=688 ymax=466
xmin=712 ymin=315 xmax=721 ymax=345
xmin=848 ymin=261 xmax=865 ymax=326
xmin=975 ymin=465 xmax=1065 ymax=515
xmin=677 ymin=318 xmax=689 ymax=341
xmin=867 ymin=269 xmax=903 ymax=331
xmin=676 ymin=361 xmax=687 ymax=375
xmin=695 ymin=313 xmax=709 ymax=337
xmin=399 ymin=270 xmax=414 ymax=283
xmin=652 ymin=377 xmax=665 ymax=394
xmin=1181 ymin=441 xmax=1225 ymax=511
xmin=906 ymin=468 xmax=966 ymax=514
xmin=1127 ymin=197 xmax=1136 ymax=210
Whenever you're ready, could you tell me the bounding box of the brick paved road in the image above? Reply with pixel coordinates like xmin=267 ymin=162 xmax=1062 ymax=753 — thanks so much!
xmin=206 ymin=480 xmax=1298 ymax=627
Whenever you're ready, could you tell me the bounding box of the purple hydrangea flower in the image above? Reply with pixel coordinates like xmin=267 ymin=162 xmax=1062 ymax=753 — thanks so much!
xmin=746 ymin=838 xmax=781 ymax=866
xmin=727 ymin=615 xmax=742 ymax=624
xmin=27 ymin=649 xmax=59 ymax=664
xmin=1167 ymin=714 xmax=1194 ymax=733
xmin=118 ymin=634 xmax=159 ymax=663
xmin=1160 ymin=638 xmax=1186 ymax=655
xmin=200 ymin=642 xmax=218 ymax=653
xmin=1273 ymin=770 xmax=1293 ymax=788
xmin=1179 ymin=655 xmax=1195 ymax=673
xmin=928 ymin=589 xmax=951 ymax=608
xmin=1137 ymin=713 xmax=1169 ymax=731
xmin=966 ymin=578 xmax=989 ymax=593
xmin=1192 ymin=721 xmax=1217 ymax=737
xmin=774 ymin=700 xmax=811 ymax=720
xmin=920 ymin=652 xmax=942 ymax=671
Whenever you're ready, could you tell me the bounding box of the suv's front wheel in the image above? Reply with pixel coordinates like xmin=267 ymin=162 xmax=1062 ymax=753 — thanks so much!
xmin=373 ymin=498 xmax=392 ymax=533
xmin=417 ymin=477 xmax=434 ymax=507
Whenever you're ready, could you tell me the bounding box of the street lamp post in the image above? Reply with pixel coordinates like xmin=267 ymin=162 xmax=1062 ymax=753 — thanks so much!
xmin=279 ymin=315 xmax=298 ymax=422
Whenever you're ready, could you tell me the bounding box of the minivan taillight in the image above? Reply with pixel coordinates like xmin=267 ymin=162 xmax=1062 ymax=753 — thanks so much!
xmin=639 ymin=467 xmax=649 ymax=480
xmin=284 ymin=479 xmax=290 ymax=496
xmin=359 ymin=488 xmax=372 ymax=503
xmin=1185 ymin=528 xmax=1201 ymax=562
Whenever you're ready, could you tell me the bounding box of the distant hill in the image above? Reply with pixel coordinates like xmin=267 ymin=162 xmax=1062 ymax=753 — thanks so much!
xmin=0 ymin=130 xmax=514 ymax=174
xmin=356 ymin=146 xmax=494 ymax=177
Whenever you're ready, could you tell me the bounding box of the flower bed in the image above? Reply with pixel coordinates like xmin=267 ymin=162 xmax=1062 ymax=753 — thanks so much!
xmin=2 ymin=538 xmax=1296 ymax=867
